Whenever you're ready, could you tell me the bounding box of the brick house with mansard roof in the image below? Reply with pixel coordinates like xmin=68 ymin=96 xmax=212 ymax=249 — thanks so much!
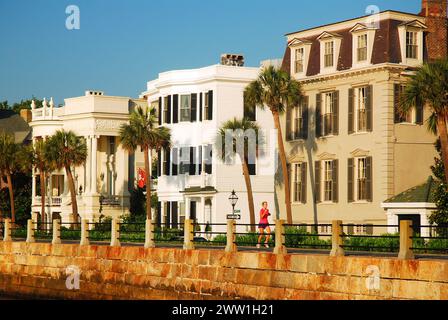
xmin=276 ymin=1 xmax=448 ymax=234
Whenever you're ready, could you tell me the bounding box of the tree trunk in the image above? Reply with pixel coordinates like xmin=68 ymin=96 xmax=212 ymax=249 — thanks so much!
xmin=6 ymin=174 xmax=15 ymax=224
xmin=242 ymin=158 xmax=256 ymax=232
xmin=144 ymin=146 xmax=152 ymax=220
xmin=437 ymin=116 xmax=448 ymax=183
xmin=272 ymin=111 xmax=293 ymax=224
xmin=40 ymin=172 xmax=46 ymax=230
xmin=65 ymin=167 xmax=78 ymax=224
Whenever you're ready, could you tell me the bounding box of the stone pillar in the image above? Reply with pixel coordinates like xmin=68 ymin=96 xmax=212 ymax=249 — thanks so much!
xmin=52 ymin=219 xmax=61 ymax=245
xmin=110 ymin=219 xmax=121 ymax=247
xmin=26 ymin=219 xmax=35 ymax=243
xmin=398 ymin=220 xmax=415 ymax=260
xmin=183 ymin=219 xmax=195 ymax=250
xmin=330 ymin=220 xmax=345 ymax=257
xmin=3 ymin=219 xmax=12 ymax=242
xmin=86 ymin=136 xmax=92 ymax=194
xmin=225 ymin=219 xmax=237 ymax=253
xmin=80 ymin=219 xmax=90 ymax=246
xmin=273 ymin=220 xmax=287 ymax=255
xmin=145 ymin=219 xmax=155 ymax=249
xmin=91 ymin=136 xmax=98 ymax=195
xmin=185 ymin=197 xmax=191 ymax=219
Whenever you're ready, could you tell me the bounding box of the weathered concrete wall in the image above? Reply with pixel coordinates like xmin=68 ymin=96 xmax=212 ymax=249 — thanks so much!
xmin=0 ymin=242 xmax=447 ymax=300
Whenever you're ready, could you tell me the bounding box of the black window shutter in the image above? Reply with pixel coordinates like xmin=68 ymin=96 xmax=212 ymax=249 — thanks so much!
xmin=366 ymin=157 xmax=373 ymax=202
xmin=394 ymin=84 xmax=402 ymax=124
xmin=348 ymin=88 xmax=355 ymax=134
xmin=164 ymin=148 xmax=171 ymax=176
xmin=172 ymin=202 xmax=178 ymax=229
xmin=166 ymin=202 xmax=171 ymax=228
xmin=167 ymin=96 xmax=172 ymax=124
xmin=286 ymin=106 xmax=292 ymax=141
xmin=301 ymin=162 xmax=307 ymax=204
xmin=315 ymin=161 xmax=321 ymax=203
xmin=332 ymin=91 xmax=339 ymax=136
xmin=172 ymin=148 xmax=178 ymax=176
xmin=158 ymin=97 xmax=162 ymax=126
xmin=205 ymin=145 xmax=213 ymax=174
xmin=416 ymin=103 xmax=424 ymax=125
xmin=301 ymin=96 xmax=309 ymax=140
xmin=191 ymin=93 xmax=198 ymax=122
xmin=348 ymin=158 xmax=354 ymax=203
xmin=198 ymin=146 xmax=203 ymax=174
xmin=199 ymin=93 xmax=203 ymax=122
xmin=189 ymin=147 xmax=196 ymax=175
xmin=332 ymin=159 xmax=339 ymax=203
xmin=316 ymin=94 xmax=322 ymax=138
xmin=366 ymin=85 xmax=373 ymax=131
xmin=157 ymin=150 xmax=162 ymax=177
xmin=208 ymin=90 xmax=213 ymax=120
xmin=173 ymin=94 xmax=179 ymax=124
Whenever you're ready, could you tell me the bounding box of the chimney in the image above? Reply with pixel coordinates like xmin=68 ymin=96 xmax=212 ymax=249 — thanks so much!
xmin=421 ymin=0 xmax=448 ymax=61
xmin=220 ymin=54 xmax=245 ymax=67
xmin=20 ymin=109 xmax=32 ymax=123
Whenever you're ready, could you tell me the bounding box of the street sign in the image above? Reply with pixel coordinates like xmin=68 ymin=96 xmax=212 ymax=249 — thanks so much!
xmin=227 ymin=214 xmax=241 ymax=220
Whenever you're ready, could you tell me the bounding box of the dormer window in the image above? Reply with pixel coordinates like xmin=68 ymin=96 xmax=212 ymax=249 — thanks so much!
xmin=357 ymin=34 xmax=368 ymax=62
xmin=295 ymin=48 xmax=304 ymax=73
xmin=398 ymin=20 xmax=427 ymax=67
xmin=288 ymin=38 xmax=312 ymax=77
xmin=406 ymin=31 xmax=418 ymax=59
xmin=324 ymin=41 xmax=334 ymax=68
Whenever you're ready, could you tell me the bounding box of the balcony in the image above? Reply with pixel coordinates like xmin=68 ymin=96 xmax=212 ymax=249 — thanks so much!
xmin=33 ymin=196 xmax=62 ymax=207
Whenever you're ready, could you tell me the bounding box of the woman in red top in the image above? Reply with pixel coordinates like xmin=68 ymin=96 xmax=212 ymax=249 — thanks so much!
xmin=257 ymin=202 xmax=271 ymax=248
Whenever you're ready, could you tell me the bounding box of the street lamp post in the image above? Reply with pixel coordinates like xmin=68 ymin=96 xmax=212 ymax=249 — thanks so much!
xmin=228 ymin=190 xmax=239 ymax=217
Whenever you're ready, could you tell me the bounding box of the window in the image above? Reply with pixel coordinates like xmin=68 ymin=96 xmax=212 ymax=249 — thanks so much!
xmin=293 ymin=104 xmax=303 ymax=139
xmin=295 ymin=48 xmax=304 ymax=73
xmin=357 ymin=158 xmax=367 ymax=201
xmin=293 ymin=164 xmax=303 ymax=203
xmin=323 ymin=92 xmax=334 ymax=136
xmin=324 ymin=41 xmax=334 ymax=68
xmin=323 ymin=161 xmax=333 ymax=202
xmin=356 ymin=87 xmax=368 ymax=132
xmin=204 ymin=91 xmax=213 ymax=121
xmin=244 ymin=92 xmax=256 ymax=121
xmin=394 ymin=84 xmax=423 ymax=124
xmin=357 ymin=34 xmax=368 ymax=62
xmin=180 ymin=95 xmax=191 ymax=122
xmin=406 ymin=31 xmax=418 ymax=59
xmin=163 ymin=96 xmax=170 ymax=124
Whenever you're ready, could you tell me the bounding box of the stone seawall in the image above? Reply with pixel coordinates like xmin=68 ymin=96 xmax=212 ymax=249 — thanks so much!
xmin=0 ymin=242 xmax=447 ymax=300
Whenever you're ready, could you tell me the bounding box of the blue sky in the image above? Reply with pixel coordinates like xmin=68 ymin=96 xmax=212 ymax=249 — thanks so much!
xmin=0 ymin=0 xmax=421 ymax=105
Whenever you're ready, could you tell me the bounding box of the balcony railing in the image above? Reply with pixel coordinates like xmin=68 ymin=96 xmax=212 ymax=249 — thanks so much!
xmin=33 ymin=196 xmax=62 ymax=206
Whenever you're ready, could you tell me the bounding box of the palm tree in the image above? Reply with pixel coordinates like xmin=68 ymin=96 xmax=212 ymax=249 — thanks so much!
xmin=217 ymin=118 xmax=262 ymax=232
xmin=119 ymin=106 xmax=171 ymax=220
xmin=400 ymin=59 xmax=448 ymax=183
xmin=0 ymin=133 xmax=19 ymax=223
xmin=21 ymin=140 xmax=54 ymax=227
xmin=245 ymin=65 xmax=304 ymax=224
xmin=45 ymin=131 xmax=87 ymax=223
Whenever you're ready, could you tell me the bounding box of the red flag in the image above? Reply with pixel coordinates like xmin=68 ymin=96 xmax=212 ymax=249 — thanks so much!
xmin=137 ymin=168 xmax=146 ymax=189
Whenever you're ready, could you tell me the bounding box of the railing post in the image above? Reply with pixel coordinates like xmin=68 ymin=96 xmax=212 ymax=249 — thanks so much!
xmin=273 ymin=220 xmax=287 ymax=255
xmin=183 ymin=219 xmax=195 ymax=250
xmin=398 ymin=220 xmax=415 ymax=260
xmin=80 ymin=219 xmax=90 ymax=246
xmin=330 ymin=220 xmax=345 ymax=257
xmin=225 ymin=219 xmax=237 ymax=253
xmin=145 ymin=219 xmax=155 ymax=249
xmin=110 ymin=219 xmax=121 ymax=247
xmin=52 ymin=219 xmax=61 ymax=245
xmin=26 ymin=219 xmax=35 ymax=243
xmin=3 ymin=219 xmax=12 ymax=242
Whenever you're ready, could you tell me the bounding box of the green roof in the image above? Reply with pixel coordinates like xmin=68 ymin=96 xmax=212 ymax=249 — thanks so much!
xmin=181 ymin=186 xmax=217 ymax=194
xmin=385 ymin=176 xmax=437 ymax=203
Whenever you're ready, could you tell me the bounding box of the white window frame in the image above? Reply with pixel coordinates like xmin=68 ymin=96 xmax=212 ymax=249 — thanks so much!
xmin=322 ymin=92 xmax=334 ymax=137
xmin=406 ymin=30 xmax=418 ymax=60
xmin=288 ymin=39 xmax=312 ymax=78
xmin=318 ymin=32 xmax=342 ymax=74
xmin=355 ymin=157 xmax=368 ymax=202
xmin=292 ymin=103 xmax=303 ymax=140
xmin=180 ymin=94 xmax=191 ymax=122
xmin=324 ymin=41 xmax=334 ymax=68
xmin=295 ymin=48 xmax=305 ymax=73
xmin=322 ymin=160 xmax=334 ymax=203
xmin=292 ymin=163 xmax=303 ymax=203
xmin=350 ymin=25 xmax=376 ymax=69
xmin=354 ymin=87 xmax=368 ymax=133
xmin=398 ymin=21 xmax=426 ymax=67
xmin=396 ymin=84 xmax=417 ymax=124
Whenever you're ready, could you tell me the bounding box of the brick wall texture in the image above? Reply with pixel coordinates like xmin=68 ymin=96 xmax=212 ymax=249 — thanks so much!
xmin=0 ymin=242 xmax=447 ymax=300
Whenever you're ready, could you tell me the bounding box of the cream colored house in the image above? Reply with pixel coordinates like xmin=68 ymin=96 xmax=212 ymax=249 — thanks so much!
xmin=30 ymin=91 xmax=147 ymax=224
xmin=276 ymin=9 xmax=444 ymax=233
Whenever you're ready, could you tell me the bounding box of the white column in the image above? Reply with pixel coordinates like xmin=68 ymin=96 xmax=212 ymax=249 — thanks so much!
xmin=91 ymin=136 xmax=98 ymax=195
xmin=161 ymin=201 xmax=167 ymax=226
xmin=201 ymin=197 xmax=206 ymax=232
xmin=185 ymin=197 xmax=191 ymax=219
xmin=86 ymin=136 xmax=92 ymax=194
